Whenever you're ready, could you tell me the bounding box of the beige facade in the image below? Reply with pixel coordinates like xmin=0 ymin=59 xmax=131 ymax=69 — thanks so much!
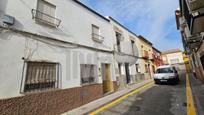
xmin=137 ymin=35 xmax=154 ymax=78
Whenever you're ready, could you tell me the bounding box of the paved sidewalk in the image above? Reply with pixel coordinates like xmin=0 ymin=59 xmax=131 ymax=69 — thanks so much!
xmin=189 ymin=73 xmax=204 ymax=115
xmin=62 ymin=79 xmax=154 ymax=115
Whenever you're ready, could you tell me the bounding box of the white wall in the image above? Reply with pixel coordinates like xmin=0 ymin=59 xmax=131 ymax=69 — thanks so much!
xmin=166 ymin=52 xmax=184 ymax=64
xmin=0 ymin=0 xmax=116 ymax=51
xmin=0 ymin=0 xmax=116 ymax=99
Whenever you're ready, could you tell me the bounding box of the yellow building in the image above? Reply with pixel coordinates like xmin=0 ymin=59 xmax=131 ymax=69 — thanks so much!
xmin=137 ymin=35 xmax=154 ymax=78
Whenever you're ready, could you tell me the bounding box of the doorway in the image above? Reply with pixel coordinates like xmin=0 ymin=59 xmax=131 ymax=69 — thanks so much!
xmin=101 ymin=64 xmax=113 ymax=94
xmin=125 ymin=63 xmax=130 ymax=84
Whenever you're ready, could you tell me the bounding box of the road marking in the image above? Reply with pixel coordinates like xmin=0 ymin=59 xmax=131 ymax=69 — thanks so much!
xmin=186 ymin=74 xmax=196 ymax=115
xmin=88 ymin=81 xmax=154 ymax=115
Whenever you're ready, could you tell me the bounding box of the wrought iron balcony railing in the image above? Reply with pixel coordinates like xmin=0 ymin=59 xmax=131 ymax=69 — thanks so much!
xmin=92 ymin=33 xmax=104 ymax=43
xmin=31 ymin=9 xmax=61 ymax=27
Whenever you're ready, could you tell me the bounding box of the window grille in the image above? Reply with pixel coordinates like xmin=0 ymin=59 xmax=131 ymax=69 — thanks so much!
xmin=80 ymin=64 xmax=97 ymax=84
xmin=31 ymin=0 xmax=61 ymax=27
xmin=23 ymin=61 xmax=59 ymax=93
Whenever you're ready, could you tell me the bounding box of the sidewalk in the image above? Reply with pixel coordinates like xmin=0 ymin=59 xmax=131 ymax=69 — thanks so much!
xmin=62 ymin=79 xmax=154 ymax=115
xmin=189 ymin=73 xmax=204 ymax=115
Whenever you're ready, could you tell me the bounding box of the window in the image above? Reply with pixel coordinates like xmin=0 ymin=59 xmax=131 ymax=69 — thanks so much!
xmin=23 ymin=61 xmax=59 ymax=93
xmin=143 ymin=50 xmax=149 ymax=58
xmin=37 ymin=0 xmax=56 ymax=23
xmin=80 ymin=64 xmax=97 ymax=84
xmin=31 ymin=0 xmax=61 ymax=27
xmin=116 ymin=32 xmax=122 ymax=52
xmin=92 ymin=25 xmax=99 ymax=39
xmin=91 ymin=25 xmax=104 ymax=42
xmin=118 ymin=63 xmax=122 ymax=74
xmin=145 ymin=64 xmax=149 ymax=73
xmin=156 ymin=67 xmax=174 ymax=73
xmin=131 ymin=40 xmax=135 ymax=55
xmin=135 ymin=64 xmax=140 ymax=73
xmin=170 ymin=58 xmax=180 ymax=64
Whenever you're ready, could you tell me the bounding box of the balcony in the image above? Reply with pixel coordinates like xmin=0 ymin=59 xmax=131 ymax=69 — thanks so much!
xmin=186 ymin=0 xmax=204 ymax=12
xmin=31 ymin=9 xmax=61 ymax=27
xmin=142 ymin=50 xmax=149 ymax=59
xmin=186 ymin=34 xmax=203 ymax=49
xmin=190 ymin=13 xmax=204 ymax=34
xmin=91 ymin=33 xmax=104 ymax=43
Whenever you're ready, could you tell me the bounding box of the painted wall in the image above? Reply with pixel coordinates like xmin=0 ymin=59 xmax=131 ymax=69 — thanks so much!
xmin=165 ymin=52 xmax=184 ymax=64
xmin=0 ymin=0 xmax=116 ymax=99
xmin=137 ymin=38 xmax=154 ymax=77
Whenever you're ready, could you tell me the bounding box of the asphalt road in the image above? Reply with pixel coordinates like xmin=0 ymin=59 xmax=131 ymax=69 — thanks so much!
xmin=97 ymin=71 xmax=187 ymax=115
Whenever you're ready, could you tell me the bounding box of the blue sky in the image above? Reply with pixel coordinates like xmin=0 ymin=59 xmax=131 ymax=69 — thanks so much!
xmin=80 ymin=0 xmax=183 ymax=51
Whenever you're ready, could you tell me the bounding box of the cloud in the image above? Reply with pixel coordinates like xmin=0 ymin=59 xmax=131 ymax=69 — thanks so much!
xmin=80 ymin=0 xmax=183 ymax=51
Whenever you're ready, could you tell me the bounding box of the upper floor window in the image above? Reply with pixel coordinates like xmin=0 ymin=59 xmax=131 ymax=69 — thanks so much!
xmin=131 ymin=40 xmax=135 ymax=55
xmin=91 ymin=25 xmax=104 ymax=43
xmin=31 ymin=0 xmax=61 ymax=27
xmin=116 ymin=32 xmax=122 ymax=52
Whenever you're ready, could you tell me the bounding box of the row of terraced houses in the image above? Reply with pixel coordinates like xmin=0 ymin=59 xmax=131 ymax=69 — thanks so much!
xmin=0 ymin=0 xmax=163 ymax=114
xmin=176 ymin=0 xmax=204 ymax=83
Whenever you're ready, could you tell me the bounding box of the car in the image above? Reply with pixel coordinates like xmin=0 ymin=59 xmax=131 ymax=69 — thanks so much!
xmin=153 ymin=65 xmax=179 ymax=84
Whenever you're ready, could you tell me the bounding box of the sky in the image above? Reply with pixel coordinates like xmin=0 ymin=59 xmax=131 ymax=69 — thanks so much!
xmin=80 ymin=0 xmax=183 ymax=51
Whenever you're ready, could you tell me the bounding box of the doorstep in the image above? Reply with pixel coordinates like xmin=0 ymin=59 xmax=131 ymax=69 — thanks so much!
xmin=61 ymin=79 xmax=154 ymax=115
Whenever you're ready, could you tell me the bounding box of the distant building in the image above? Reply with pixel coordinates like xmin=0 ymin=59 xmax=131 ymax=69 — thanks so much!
xmin=152 ymin=47 xmax=163 ymax=68
xmin=162 ymin=49 xmax=184 ymax=65
xmin=137 ymin=35 xmax=154 ymax=78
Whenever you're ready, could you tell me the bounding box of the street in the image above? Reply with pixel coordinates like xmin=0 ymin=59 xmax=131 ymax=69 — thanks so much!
xmin=95 ymin=71 xmax=188 ymax=115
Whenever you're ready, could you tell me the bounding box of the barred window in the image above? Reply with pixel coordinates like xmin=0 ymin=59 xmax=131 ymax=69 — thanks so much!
xmin=80 ymin=64 xmax=97 ymax=84
xmin=92 ymin=25 xmax=100 ymax=40
xmin=37 ymin=0 xmax=56 ymax=24
xmin=23 ymin=61 xmax=59 ymax=93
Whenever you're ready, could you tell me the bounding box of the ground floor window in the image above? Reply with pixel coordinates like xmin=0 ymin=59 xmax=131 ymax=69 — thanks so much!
xmin=80 ymin=64 xmax=97 ymax=85
xmin=23 ymin=61 xmax=59 ymax=93
xmin=145 ymin=64 xmax=149 ymax=73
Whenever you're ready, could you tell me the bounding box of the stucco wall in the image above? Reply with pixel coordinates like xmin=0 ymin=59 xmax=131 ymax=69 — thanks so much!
xmin=0 ymin=0 xmax=116 ymax=99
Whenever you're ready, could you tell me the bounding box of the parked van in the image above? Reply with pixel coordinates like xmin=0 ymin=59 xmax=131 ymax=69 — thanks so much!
xmin=154 ymin=65 xmax=179 ymax=84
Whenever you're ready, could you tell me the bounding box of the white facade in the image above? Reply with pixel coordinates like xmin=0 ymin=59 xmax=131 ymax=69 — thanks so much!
xmin=0 ymin=0 xmax=116 ymax=99
xmin=165 ymin=52 xmax=184 ymax=64
xmin=108 ymin=17 xmax=140 ymax=85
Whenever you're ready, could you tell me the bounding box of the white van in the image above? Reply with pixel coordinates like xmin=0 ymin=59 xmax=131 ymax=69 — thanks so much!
xmin=153 ymin=65 xmax=179 ymax=84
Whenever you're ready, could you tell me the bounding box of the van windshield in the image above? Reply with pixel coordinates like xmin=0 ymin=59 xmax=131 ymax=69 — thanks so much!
xmin=156 ymin=68 xmax=174 ymax=73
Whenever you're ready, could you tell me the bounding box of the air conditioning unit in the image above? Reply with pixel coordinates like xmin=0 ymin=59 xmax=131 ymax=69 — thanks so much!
xmin=186 ymin=0 xmax=204 ymax=12
xmin=2 ymin=15 xmax=15 ymax=26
